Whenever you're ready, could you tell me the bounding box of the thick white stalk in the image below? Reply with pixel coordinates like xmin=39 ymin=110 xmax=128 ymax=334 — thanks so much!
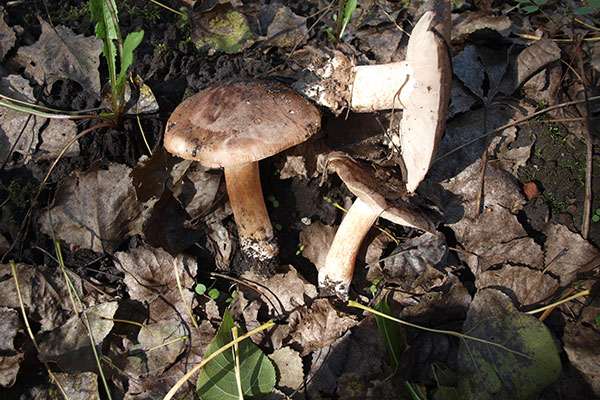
xmin=224 ymin=162 xmax=278 ymax=261
xmin=350 ymin=61 xmax=413 ymax=112
xmin=319 ymin=197 xmax=379 ymax=298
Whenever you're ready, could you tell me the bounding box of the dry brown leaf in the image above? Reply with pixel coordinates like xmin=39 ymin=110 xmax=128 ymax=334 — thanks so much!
xmin=451 ymin=11 xmax=512 ymax=40
xmin=287 ymin=298 xmax=357 ymax=356
xmin=476 ymin=264 xmax=559 ymax=306
xmin=0 ymin=75 xmax=44 ymax=162
xmin=37 ymin=301 xmax=118 ymax=373
xmin=36 ymin=118 xmax=80 ymax=160
xmin=0 ymin=10 xmax=16 ymax=61
xmin=262 ymin=4 xmax=308 ymax=48
xmin=299 ymin=221 xmax=336 ymax=272
xmin=16 ymin=18 xmax=101 ymax=96
xmin=0 ymin=307 xmax=22 ymax=388
xmin=0 ymin=262 xmax=75 ymax=331
xmin=39 ymin=161 xmax=145 ymax=254
xmin=114 ymin=246 xmax=198 ymax=327
xmin=269 ymin=347 xmax=304 ymax=396
xmin=563 ymin=306 xmax=600 ymax=397
xmin=54 ymin=372 xmax=99 ymax=400
xmin=543 ymin=224 xmax=600 ymax=286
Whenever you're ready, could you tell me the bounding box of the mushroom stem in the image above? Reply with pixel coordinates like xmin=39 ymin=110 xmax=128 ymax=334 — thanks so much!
xmin=318 ymin=197 xmax=380 ymax=298
xmin=351 ymin=62 xmax=413 ymax=112
xmin=224 ymin=162 xmax=278 ymax=261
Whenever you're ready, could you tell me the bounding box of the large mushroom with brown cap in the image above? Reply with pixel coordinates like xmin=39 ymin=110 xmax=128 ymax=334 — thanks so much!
xmin=319 ymin=152 xmax=437 ymax=299
xmin=164 ymin=80 xmax=321 ymax=263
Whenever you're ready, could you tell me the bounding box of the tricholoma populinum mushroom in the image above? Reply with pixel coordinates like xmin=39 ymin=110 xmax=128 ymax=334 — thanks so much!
xmin=319 ymin=152 xmax=437 ymax=298
xmin=164 ymin=80 xmax=321 ymax=263
xmin=297 ymin=0 xmax=451 ymax=193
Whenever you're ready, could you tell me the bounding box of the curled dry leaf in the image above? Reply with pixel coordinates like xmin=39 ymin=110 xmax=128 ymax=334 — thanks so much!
xmin=114 ymin=246 xmax=198 ymax=327
xmin=16 ymin=18 xmax=101 ymax=96
xmin=0 ymin=307 xmax=23 ymax=388
xmin=299 ymin=221 xmax=336 ymax=272
xmin=39 ymin=161 xmax=145 ymax=254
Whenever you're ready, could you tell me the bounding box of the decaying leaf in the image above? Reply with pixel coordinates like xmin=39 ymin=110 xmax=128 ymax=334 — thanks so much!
xmin=0 ymin=10 xmax=16 ymax=62
xmin=476 ymin=264 xmax=559 ymax=306
xmin=259 ymin=4 xmax=307 ymax=48
xmin=37 ymin=301 xmax=119 ymax=373
xmin=451 ymin=11 xmax=512 ymax=40
xmin=457 ymin=289 xmax=561 ymax=399
xmin=299 ymin=221 xmax=336 ymax=272
xmin=0 ymin=262 xmax=77 ymax=331
xmin=287 ymin=298 xmax=357 ymax=356
xmin=37 ymin=118 xmax=80 ymax=160
xmin=0 ymin=75 xmax=44 ymax=162
xmin=563 ymin=305 xmax=600 ymax=397
xmin=16 ymin=18 xmax=101 ymax=96
xmin=114 ymin=246 xmax=198 ymax=326
xmin=269 ymin=347 xmax=304 ymax=396
xmin=191 ymin=3 xmax=255 ymax=54
xmin=543 ymin=223 xmax=600 ymax=286
xmin=305 ymin=318 xmax=389 ymax=397
xmin=54 ymin=372 xmax=99 ymax=400
xmin=39 ymin=161 xmax=145 ymax=254
xmin=378 ymin=232 xmax=448 ymax=291
xmin=0 ymin=307 xmax=23 ymax=388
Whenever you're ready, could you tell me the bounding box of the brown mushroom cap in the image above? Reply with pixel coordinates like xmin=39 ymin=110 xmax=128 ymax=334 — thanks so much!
xmin=326 ymin=152 xmax=436 ymax=233
xmin=164 ymin=80 xmax=321 ymax=168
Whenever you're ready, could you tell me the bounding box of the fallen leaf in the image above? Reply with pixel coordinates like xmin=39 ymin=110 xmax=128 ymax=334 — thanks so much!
xmin=37 ymin=301 xmax=119 ymax=373
xmin=191 ymin=3 xmax=255 ymax=54
xmin=0 ymin=10 xmax=16 ymax=61
xmin=36 ymin=118 xmax=80 ymax=160
xmin=476 ymin=264 xmax=559 ymax=306
xmin=0 ymin=75 xmax=44 ymax=162
xmin=515 ymin=38 xmax=561 ymax=89
xmin=0 ymin=307 xmax=23 ymax=388
xmin=114 ymin=246 xmax=198 ymax=327
xmin=259 ymin=4 xmax=307 ymax=48
xmin=451 ymin=12 xmax=512 ymax=40
xmin=457 ymin=289 xmax=561 ymax=399
xmin=39 ymin=161 xmax=145 ymax=253
xmin=0 ymin=262 xmax=76 ymax=331
xmin=380 ymin=232 xmax=448 ymax=291
xmin=54 ymin=372 xmax=99 ymax=400
xmin=16 ymin=18 xmax=101 ymax=97
xmin=299 ymin=221 xmax=336 ymax=272
xmin=543 ymin=223 xmax=600 ymax=285
xmin=269 ymin=347 xmax=304 ymax=396
xmin=563 ymin=305 xmax=600 ymax=397
xmin=287 ymin=298 xmax=357 ymax=356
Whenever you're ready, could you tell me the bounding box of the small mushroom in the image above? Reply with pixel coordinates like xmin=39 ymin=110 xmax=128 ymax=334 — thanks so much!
xmin=319 ymin=152 xmax=436 ymax=299
xmin=164 ymin=80 xmax=321 ymax=262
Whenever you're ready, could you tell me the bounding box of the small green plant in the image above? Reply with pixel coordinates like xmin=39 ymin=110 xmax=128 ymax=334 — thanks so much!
xmin=591 ymin=207 xmax=600 ymax=223
xmin=267 ymin=194 xmax=280 ymax=208
xmin=370 ymin=279 xmax=381 ymax=294
xmin=325 ymin=0 xmax=358 ymax=42
xmin=513 ymin=0 xmax=549 ymax=14
xmin=295 ymin=244 xmax=305 ymax=256
xmin=89 ymin=0 xmax=144 ymax=124
xmin=573 ymin=0 xmax=600 ymax=15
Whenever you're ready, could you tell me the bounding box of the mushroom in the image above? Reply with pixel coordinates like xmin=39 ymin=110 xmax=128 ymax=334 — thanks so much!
xmin=319 ymin=152 xmax=436 ymax=299
xmin=164 ymin=80 xmax=321 ymax=263
xmin=295 ymin=0 xmax=451 ymax=192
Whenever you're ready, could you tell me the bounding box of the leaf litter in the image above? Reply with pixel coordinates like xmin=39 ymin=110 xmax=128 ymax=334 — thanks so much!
xmin=0 ymin=0 xmax=599 ymax=398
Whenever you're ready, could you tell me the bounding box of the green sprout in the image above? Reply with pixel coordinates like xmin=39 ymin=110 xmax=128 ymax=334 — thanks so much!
xmin=592 ymin=208 xmax=600 ymax=223
xmin=295 ymin=244 xmax=305 ymax=256
xmin=370 ymin=279 xmax=381 ymax=294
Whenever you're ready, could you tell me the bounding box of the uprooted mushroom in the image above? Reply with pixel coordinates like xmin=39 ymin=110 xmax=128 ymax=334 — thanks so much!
xmin=295 ymin=0 xmax=451 ymax=193
xmin=164 ymin=80 xmax=321 ymax=268
xmin=318 ymin=152 xmax=438 ymax=299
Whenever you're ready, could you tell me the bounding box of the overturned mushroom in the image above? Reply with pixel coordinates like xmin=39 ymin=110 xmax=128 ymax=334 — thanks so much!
xmin=296 ymin=0 xmax=451 ymax=192
xmin=164 ymin=80 xmax=321 ymax=263
xmin=319 ymin=152 xmax=437 ymax=299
